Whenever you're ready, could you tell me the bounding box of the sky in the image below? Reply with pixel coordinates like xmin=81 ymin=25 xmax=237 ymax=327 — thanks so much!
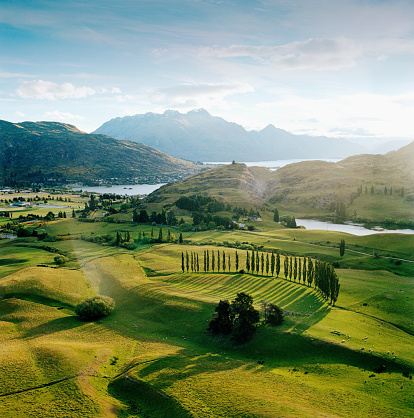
xmin=2 ymin=0 xmax=414 ymax=139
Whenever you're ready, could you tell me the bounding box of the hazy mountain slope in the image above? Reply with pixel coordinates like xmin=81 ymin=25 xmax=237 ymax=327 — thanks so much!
xmin=94 ymin=109 xmax=366 ymax=161
xmin=0 ymin=120 xmax=207 ymax=186
xmin=265 ymin=142 xmax=414 ymax=210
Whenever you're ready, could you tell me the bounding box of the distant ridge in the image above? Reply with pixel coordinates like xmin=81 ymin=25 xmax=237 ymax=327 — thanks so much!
xmin=148 ymin=141 xmax=414 ymax=219
xmin=93 ymin=109 xmax=370 ymax=161
xmin=0 ymin=120 xmax=207 ymax=186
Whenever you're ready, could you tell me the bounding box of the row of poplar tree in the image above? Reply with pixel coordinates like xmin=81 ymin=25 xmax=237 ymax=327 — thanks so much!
xmin=181 ymin=249 xmax=340 ymax=305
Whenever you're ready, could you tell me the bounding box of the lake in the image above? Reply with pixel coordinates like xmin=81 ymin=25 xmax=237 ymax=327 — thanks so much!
xmin=296 ymin=219 xmax=414 ymax=236
xmin=72 ymin=183 xmax=166 ymax=195
xmin=205 ymin=158 xmax=341 ymax=170
xmin=71 ymin=159 xmax=340 ymax=195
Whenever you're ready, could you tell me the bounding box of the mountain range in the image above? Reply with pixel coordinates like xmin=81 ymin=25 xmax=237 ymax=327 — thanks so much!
xmin=0 ymin=120 xmax=207 ymax=186
xmin=93 ymin=109 xmax=411 ymax=162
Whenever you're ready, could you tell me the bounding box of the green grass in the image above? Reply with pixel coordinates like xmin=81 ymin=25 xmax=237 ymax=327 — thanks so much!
xmin=0 ymin=214 xmax=413 ymax=417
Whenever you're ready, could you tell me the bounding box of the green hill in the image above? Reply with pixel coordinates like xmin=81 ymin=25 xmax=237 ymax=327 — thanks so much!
xmin=0 ymin=120 xmax=207 ymax=186
xmin=148 ymin=143 xmax=414 ymax=221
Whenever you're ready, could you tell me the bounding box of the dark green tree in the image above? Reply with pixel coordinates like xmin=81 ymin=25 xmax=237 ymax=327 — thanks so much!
xmin=181 ymin=252 xmax=185 ymax=273
xmin=307 ymin=257 xmax=314 ymax=287
xmin=266 ymin=253 xmax=270 ymax=275
xmin=265 ymin=303 xmax=284 ymax=326
xmin=293 ymin=257 xmax=297 ymax=281
xmin=231 ymin=292 xmax=260 ymax=344
xmin=276 ymin=252 xmax=280 ymax=277
xmin=235 ymin=251 xmax=239 ymax=272
xmin=339 ymin=239 xmax=345 ymax=257
xmin=208 ymin=300 xmax=234 ymax=335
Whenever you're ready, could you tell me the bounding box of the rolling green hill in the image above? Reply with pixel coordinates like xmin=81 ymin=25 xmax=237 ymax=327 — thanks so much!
xmin=148 ymin=143 xmax=414 ymax=221
xmin=0 ymin=120 xmax=207 ymax=186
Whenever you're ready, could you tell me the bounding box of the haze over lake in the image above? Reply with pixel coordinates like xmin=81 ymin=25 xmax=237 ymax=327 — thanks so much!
xmin=296 ymin=219 xmax=414 ymax=236
xmin=206 ymin=159 xmax=341 ymax=170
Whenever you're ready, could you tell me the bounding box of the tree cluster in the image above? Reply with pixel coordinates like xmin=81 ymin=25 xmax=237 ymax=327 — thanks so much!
xmin=208 ymin=292 xmax=260 ymax=343
xmin=132 ymin=208 xmax=177 ymax=225
xmin=175 ymin=195 xmax=227 ymax=213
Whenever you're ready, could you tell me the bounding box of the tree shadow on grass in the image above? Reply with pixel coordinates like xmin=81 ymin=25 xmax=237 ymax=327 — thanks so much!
xmin=108 ymin=349 xmax=247 ymax=418
xmin=22 ymin=315 xmax=84 ymax=340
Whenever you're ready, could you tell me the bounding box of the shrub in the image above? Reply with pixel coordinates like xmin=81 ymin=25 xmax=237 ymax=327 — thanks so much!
xmin=75 ymin=295 xmax=115 ymax=321
xmin=54 ymin=255 xmax=69 ymax=265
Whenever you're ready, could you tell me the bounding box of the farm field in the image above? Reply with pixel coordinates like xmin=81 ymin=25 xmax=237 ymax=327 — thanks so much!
xmin=0 ymin=204 xmax=413 ymax=417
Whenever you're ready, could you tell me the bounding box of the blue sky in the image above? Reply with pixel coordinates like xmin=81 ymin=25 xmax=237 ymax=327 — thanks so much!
xmin=2 ymin=0 xmax=414 ymax=139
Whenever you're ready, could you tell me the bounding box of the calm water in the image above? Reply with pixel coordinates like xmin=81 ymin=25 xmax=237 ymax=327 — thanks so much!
xmin=205 ymin=159 xmax=340 ymax=170
xmin=296 ymin=219 xmax=414 ymax=236
xmin=72 ymin=183 xmax=166 ymax=195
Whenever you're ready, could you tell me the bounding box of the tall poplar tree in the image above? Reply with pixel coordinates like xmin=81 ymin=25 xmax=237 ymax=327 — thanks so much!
xmin=266 ymin=253 xmax=270 ymax=275
xmin=339 ymin=239 xmax=345 ymax=257
xmin=307 ymin=257 xmax=314 ymax=287
xmin=276 ymin=252 xmax=280 ymax=277
xmin=302 ymin=257 xmax=307 ymax=283
xmin=283 ymin=255 xmax=288 ymax=279
xmin=235 ymin=251 xmax=239 ymax=272
xmin=293 ymin=257 xmax=297 ymax=281
xmin=270 ymin=251 xmax=275 ymax=276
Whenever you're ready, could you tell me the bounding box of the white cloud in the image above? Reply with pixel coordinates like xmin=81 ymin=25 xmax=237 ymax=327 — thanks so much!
xmin=203 ymin=38 xmax=360 ymax=70
xmin=148 ymin=82 xmax=254 ymax=107
xmin=15 ymin=111 xmax=25 ymax=117
xmin=16 ymin=80 xmax=96 ymax=100
xmin=44 ymin=110 xmax=85 ymax=120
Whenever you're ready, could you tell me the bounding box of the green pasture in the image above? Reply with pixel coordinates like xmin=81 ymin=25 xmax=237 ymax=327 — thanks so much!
xmin=0 ymin=213 xmax=413 ymax=417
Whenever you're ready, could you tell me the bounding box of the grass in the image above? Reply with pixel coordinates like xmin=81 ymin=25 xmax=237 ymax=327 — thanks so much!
xmin=0 ymin=214 xmax=413 ymax=417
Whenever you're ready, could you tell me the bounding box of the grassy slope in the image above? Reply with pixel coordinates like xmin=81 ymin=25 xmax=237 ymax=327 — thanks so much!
xmin=0 ymin=219 xmax=414 ymax=417
xmin=147 ymin=143 xmax=414 ymax=221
